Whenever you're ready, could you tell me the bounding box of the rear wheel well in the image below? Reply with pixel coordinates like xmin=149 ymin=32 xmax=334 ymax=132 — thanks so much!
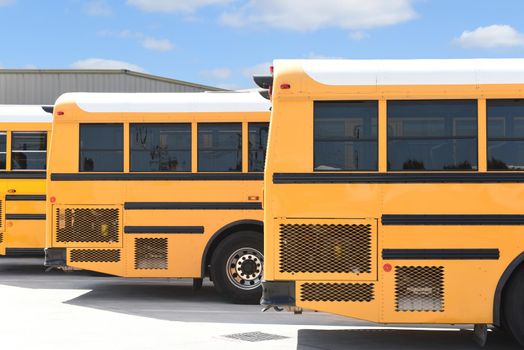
xmin=494 ymin=253 xmax=524 ymax=326
xmin=202 ymin=220 xmax=263 ymax=277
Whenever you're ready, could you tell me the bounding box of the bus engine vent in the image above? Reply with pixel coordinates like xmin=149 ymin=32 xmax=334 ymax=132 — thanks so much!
xmin=301 ymin=283 xmax=374 ymax=302
xmin=134 ymin=238 xmax=168 ymax=270
xmin=55 ymin=208 xmax=120 ymax=243
xmin=279 ymin=224 xmax=372 ymax=274
xmin=70 ymin=249 xmax=121 ymax=263
xmin=395 ymin=266 xmax=444 ymax=312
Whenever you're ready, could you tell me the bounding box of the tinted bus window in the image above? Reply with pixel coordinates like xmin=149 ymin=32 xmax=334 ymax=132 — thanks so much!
xmin=314 ymin=101 xmax=378 ymax=171
xmin=487 ymin=100 xmax=524 ymax=170
xmin=388 ymin=100 xmax=477 ymax=171
xmin=130 ymin=123 xmax=191 ymax=172
xmin=248 ymin=122 xmax=269 ymax=172
xmin=12 ymin=132 xmax=47 ymax=170
xmin=0 ymin=132 xmax=6 ymax=170
xmin=80 ymin=124 xmax=123 ymax=172
xmin=198 ymin=123 xmax=242 ymax=172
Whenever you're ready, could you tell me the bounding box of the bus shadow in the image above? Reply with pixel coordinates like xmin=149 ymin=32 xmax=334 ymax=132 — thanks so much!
xmin=297 ymin=328 xmax=520 ymax=350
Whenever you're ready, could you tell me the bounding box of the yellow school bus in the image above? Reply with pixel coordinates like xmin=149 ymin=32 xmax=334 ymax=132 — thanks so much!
xmin=258 ymin=58 xmax=524 ymax=344
xmin=0 ymin=105 xmax=51 ymax=256
xmin=45 ymin=91 xmax=270 ymax=303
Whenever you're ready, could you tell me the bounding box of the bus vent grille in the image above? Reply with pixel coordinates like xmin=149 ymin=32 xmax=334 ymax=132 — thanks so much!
xmin=0 ymin=232 xmax=3 ymax=244
xmin=134 ymin=238 xmax=168 ymax=270
xmin=70 ymin=249 xmax=121 ymax=263
xmin=395 ymin=266 xmax=444 ymax=312
xmin=279 ymin=224 xmax=372 ymax=274
xmin=301 ymin=283 xmax=374 ymax=302
xmin=55 ymin=208 xmax=120 ymax=243
xmin=0 ymin=200 xmax=3 ymax=228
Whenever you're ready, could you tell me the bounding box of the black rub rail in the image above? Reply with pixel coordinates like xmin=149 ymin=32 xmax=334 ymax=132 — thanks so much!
xmin=124 ymin=226 xmax=205 ymax=234
xmin=382 ymin=249 xmax=500 ymax=260
xmin=51 ymin=173 xmax=263 ymax=181
xmin=273 ymin=172 xmax=524 ymax=184
xmin=124 ymin=202 xmax=262 ymax=210
xmin=382 ymin=214 xmax=524 ymax=225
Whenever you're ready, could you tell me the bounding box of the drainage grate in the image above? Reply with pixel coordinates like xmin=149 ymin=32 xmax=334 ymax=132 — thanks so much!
xmin=223 ymin=331 xmax=289 ymax=342
xmin=395 ymin=266 xmax=444 ymax=312
xmin=279 ymin=223 xmax=372 ymax=274
xmin=301 ymin=282 xmax=374 ymax=302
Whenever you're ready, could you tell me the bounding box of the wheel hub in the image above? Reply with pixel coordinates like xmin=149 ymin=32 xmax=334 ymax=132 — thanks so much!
xmin=226 ymin=248 xmax=264 ymax=290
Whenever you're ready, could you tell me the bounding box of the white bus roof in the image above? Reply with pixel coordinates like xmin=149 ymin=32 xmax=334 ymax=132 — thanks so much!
xmin=56 ymin=91 xmax=271 ymax=113
xmin=276 ymin=58 xmax=524 ymax=86
xmin=0 ymin=105 xmax=52 ymax=123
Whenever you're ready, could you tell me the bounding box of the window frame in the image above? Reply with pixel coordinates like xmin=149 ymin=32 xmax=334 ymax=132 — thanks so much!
xmin=79 ymin=123 xmax=124 ymax=173
xmin=313 ymin=100 xmax=379 ymax=172
xmin=486 ymin=99 xmax=524 ymax=172
xmin=129 ymin=122 xmax=192 ymax=173
xmin=197 ymin=122 xmax=243 ymax=173
xmin=248 ymin=122 xmax=269 ymax=173
xmin=386 ymin=99 xmax=479 ymax=172
xmin=11 ymin=131 xmax=47 ymax=171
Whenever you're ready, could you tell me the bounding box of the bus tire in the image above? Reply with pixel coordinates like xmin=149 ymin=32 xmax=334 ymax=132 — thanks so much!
xmin=210 ymin=231 xmax=263 ymax=304
xmin=503 ymin=266 xmax=524 ymax=346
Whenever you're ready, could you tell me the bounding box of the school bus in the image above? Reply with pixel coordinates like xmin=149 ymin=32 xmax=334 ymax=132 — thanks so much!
xmin=0 ymin=105 xmax=51 ymax=256
xmin=258 ymin=58 xmax=524 ymax=344
xmin=44 ymin=91 xmax=270 ymax=303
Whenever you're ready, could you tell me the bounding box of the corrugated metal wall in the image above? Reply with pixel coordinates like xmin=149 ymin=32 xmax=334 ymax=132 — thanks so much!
xmin=0 ymin=70 xmax=219 ymax=105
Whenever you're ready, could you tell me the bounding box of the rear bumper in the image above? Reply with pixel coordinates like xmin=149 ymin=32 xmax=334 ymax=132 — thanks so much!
xmin=44 ymin=248 xmax=66 ymax=267
xmin=260 ymin=280 xmax=296 ymax=307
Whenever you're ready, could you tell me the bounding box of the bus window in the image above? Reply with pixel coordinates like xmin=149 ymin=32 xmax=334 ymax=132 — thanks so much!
xmin=130 ymin=123 xmax=191 ymax=172
xmin=0 ymin=132 xmax=6 ymax=170
xmin=11 ymin=131 xmax=47 ymax=170
xmin=487 ymin=99 xmax=524 ymax=170
xmin=79 ymin=124 xmax=123 ymax=172
xmin=198 ymin=123 xmax=242 ymax=172
xmin=248 ymin=122 xmax=269 ymax=172
xmin=388 ymin=100 xmax=477 ymax=171
xmin=314 ymin=101 xmax=378 ymax=171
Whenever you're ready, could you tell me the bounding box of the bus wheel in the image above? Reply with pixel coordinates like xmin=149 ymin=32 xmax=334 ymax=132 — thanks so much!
xmin=503 ymin=267 xmax=524 ymax=346
xmin=210 ymin=231 xmax=263 ymax=304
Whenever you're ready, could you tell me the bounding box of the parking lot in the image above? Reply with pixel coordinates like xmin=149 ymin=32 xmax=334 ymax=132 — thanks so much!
xmin=0 ymin=256 xmax=520 ymax=350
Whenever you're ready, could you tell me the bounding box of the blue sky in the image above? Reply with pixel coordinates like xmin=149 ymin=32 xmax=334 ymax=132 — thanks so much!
xmin=0 ymin=0 xmax=524 ymax=89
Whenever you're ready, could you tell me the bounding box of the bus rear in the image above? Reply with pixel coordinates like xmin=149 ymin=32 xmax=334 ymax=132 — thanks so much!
xmin=45 ymin=92 xmax=270 ymax=303
xmin=260 ymin=59 xmax=524 ymax=345
xmin=0 ymin=105 xmax=51 ymax=256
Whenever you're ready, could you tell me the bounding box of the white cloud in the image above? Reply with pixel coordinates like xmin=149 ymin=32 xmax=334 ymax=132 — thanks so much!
xmin=127 ymin=0 xmax=231 ymax=13
xmin=242 ymin=62 xmax=272 ymax=78
xmin=454 ymin=25 xmax=524 ymax=49
xmin=350 ymin=31 xmax=369 ymax=41
xmin=70 ymin=58 xmax=146 ymax=73
xmin=0 ymin=0 xmax=14 ymax=6
xmin=220 ymin=0 xmax=416 ymax=31
xmin=141 ymin=37 xmax=175 ymax=52
xmin=84 ymin=0 xmax=112 ymax=16
xmin=201 ymin=68 xmax=232 ymax=80
xmin=98 ymin=30 xmax=175 ymax=52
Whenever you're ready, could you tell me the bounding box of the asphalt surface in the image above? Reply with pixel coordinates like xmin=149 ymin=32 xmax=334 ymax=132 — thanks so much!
xmin=0 ymin=256 xmax=520 ymax=349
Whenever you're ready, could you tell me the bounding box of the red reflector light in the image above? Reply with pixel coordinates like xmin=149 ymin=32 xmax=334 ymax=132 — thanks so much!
xmin=50 ymin=196 xmax=56 ymax=203
xmin=383 ymin=264 xmax=392 ymax=272
xmin=269 ymin=65 xmax=274 ymax=74
xmin=57 ymin=111 xmax=64 ymax=116
xmin=280 ymin=84 xmax=291 ymax=90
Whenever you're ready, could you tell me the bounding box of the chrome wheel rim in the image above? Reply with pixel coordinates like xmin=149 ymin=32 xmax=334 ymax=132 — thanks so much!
xmin=226 ymin=247 xmax=263 ymax=290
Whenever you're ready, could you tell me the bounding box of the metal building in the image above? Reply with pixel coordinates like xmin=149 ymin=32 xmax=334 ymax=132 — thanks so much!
xmin=0 ymin=69 xmax=221 ymax=105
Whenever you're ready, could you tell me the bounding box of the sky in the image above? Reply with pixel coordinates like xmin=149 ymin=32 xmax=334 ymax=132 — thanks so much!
xmin=0 ymin=0 xmax=524 ymax=89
